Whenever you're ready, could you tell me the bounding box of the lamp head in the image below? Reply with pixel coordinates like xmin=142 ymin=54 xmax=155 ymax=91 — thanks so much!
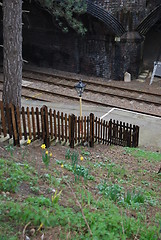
xmin=74 ymin=80 xmax=86 ymax=97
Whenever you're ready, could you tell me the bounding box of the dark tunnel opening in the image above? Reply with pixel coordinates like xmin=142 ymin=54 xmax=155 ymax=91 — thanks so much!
xmin=143 ymin=17 xmax=161 ymax=71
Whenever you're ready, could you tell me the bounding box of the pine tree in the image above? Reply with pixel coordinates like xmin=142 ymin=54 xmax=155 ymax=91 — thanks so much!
xmin=2 ymin=0 xmax=86 ymax=107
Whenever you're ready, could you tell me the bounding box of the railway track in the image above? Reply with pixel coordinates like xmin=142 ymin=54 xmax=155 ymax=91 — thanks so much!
xmin=0 ymin=69 xmax=161 ymax=117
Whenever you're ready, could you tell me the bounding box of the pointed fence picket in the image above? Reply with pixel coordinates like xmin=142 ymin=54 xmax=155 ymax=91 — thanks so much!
xmin=0 ymin=101 xmax=139 ymax=148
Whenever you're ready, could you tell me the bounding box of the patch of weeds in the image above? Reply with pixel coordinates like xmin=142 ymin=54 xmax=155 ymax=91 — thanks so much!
xmin=98 ymin=181 xmax=157 ymax=209
xmin=98 ymin=181 xmax=123 ymax=202
xmin=81 ymin=149 xmax=90 ymax=156
xmin=41 ymin=173 xmax=61 ymax=187
xmin=41 ymin=145 xmax=52 ymax=168
xmin=56 ymin=152 xmax=94 ymax=182
xmin=141 ymin=180 xmax=150 ymax=186
xmin=93 ymin=161 xmax=106 ymax=168
xmin=107 ymin=163 xmax=127 ymax=179
xmin=152 ymin=172 xmax=161 ymax=182
xmin=4 ymin=144 xmax=15 ymax=157
xmin=65 ymin=149 xmax=71 ymax=160
xmin=84 ymin=198 xmax=159 ymax=240
xmin=124 ymin=147 xmax=161 ymax=162
xmin=0 ymin=158 xmax=38 ymax=193
xmin=0 ymin=191 xmax=160 ymax=240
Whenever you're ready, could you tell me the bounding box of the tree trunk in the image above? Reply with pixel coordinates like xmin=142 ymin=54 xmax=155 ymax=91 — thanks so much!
xmin=3 ymin=0 xmax=22 ymax=108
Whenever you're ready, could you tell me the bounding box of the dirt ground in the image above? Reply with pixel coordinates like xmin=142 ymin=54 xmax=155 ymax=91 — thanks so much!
xmin=0 ymin=138 xmax=161 ymax=239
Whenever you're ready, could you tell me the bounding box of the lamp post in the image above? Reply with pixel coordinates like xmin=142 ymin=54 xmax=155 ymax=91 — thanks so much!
xmin=74 ymin=80 xmax=86 ymax=118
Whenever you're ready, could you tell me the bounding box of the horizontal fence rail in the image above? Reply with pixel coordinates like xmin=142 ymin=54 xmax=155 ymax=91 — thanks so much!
xmin=0 ymin=101 xmax=139 ymax=148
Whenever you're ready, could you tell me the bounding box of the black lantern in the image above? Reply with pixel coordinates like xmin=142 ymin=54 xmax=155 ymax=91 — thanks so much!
xmin=74 ymin=80 xmax=86 ymax=97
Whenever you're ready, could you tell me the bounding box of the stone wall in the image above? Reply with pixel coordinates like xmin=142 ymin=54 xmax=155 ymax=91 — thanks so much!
xmin=0 ymin=0 xmax=160 ymax=80
xmin=92 ymin=0 xmax=161 ymax=30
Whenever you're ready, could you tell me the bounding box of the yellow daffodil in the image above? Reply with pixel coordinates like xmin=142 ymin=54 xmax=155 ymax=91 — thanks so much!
xmin=50 ymin=153 xmax=52 ymax=157
xmin=45 ymin=150 xmax=48 ymax=155
xmin=37 ymin=223 xmax=43 ymax=231
xmin=41 ymin=144 xmax=46 ymax=149
xmin=27 ymin=138 xmax=31 ymax=144
xmin=80 ymin=156 xmax=84 ymax=161
xmin=61 ymin=164 xmax=64 ymax=168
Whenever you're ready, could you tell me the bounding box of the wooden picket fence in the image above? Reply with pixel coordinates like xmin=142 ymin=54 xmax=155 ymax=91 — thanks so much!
xmin=0 ymin=101 xmax=139 ymax=148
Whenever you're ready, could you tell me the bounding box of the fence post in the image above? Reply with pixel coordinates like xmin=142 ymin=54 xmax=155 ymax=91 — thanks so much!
xmin=10 ymin=104 xmax=20 ymax=146
xmin=108 ymin=119 xmax=112 ymax=145
xmin=42 ymin=106 xmax=50 ymax=148
xmin=70 ymin=114 xmax=75 ymax=148
xmin=89 ymin=113 xmax=94 ymax=147
xmin=132 ymin=125 xmax=139 ymax=147
xmin=136 ymin=126 xmax=139 ymax=147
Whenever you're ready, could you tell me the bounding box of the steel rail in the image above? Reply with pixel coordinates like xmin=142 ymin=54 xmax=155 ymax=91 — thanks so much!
xmin=23 ymin=69 xmax=161 ymax=98
xmin=0 ymin=83 xmax=161 ymax=118
xmin=20 ymin=75 xmax=161 ymax=106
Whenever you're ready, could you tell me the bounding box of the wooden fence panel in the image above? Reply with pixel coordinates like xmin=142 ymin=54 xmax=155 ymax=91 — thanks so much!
xmin=98 ymin=118 xmax=100 ymax=143
xmin=75 ymin=116 xmax=77 ymax=143
xmin=69 ymin=115 xmax=71 ymax=144
xmin=61 ymin=112 xmax=64 ymax=142
xmin=90 ymin=113 xmax=94 ymax=147
xmin=70 ymin=114 xmax=75 ymax=148
xmin=31 ymin=107 xmax=36 ymax=140
xmin=65 ymin=113 xmax=67 ymax=142
xmin=87 ymin=116 xmax=89 ymax=144
xmin=105 ymin=122 xmax=108 ymax=144
xmin=0 ymin=102 xmax=139 ymax=148
xmin=84 ymin=116 xmax=86 ymax=142
xmin=22 ymin=107 xmax=27 ymax=140
xmin=36 ymin=107 xmax=40 ymax=139
xmin=27 ymin=107 xmax=32 ymax=140
xmin=16 ymin=106 xmax=22 ymax=140
xmin=95 ymin=117 xmax=97 ymax=142
xmin=81 ymin=117 xmax=83 ymax=143
xmin=49 ymin=109 xmax=53 ymax=139
xmin=6 ymin=104 xmax=12 ymax=138
xmin=78 ymin=116 xmax=80 ymax=143
xmin=54 ymin=110 xmax=57 ymax=140
xmin=57 ymin=111 xmax=60 ymax=141
xmin=101 ymin=119 xmax=103 ymax=143
xmin=10 ymin=104 xmax=19 ymax=146
xmin=44 ymin=106 xmax=50 ymax=147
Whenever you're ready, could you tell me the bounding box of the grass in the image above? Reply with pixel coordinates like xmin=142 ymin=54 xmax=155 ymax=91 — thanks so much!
xmin=124 ymin=147 xmax=161 ymax=162
xmin=0 ymin=144 xmax=161 ymax=239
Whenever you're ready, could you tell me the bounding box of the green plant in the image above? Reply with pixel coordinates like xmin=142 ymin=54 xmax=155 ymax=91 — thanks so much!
xmin=124 ymin=148 xmax=161 ymax=162
xmin=57 ymin=151 xmax=94 ymax=182
xmin=0 ymin=159 xmax=38 ymax=193
xmin=65 ymin=149 xmax=71 ymax=159
xmin=4 ymin=144 xmax=14 ymax=157
xmin=42 ymin=150 xmax=52 ymax=167
xmin=98 ymin=182 xmax=123 ymax=202
xmin=98 ymin=181 xmax=157 ymax=209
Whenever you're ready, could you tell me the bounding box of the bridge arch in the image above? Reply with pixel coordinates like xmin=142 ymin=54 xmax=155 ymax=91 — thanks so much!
xmin=136 ymin=4 xmax=161 ymax=35
xmin=86 ymin=1 xmax=126 ymax=37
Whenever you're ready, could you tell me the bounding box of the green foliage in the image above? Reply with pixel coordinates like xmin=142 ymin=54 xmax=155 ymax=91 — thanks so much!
xmin=65 ymin=148 xmax=71 ymax=159
xmin=37 ymin=0 xmax=87 ymax=35
xmin=124 ymin=147 xmax=161 ymax=162
xmin=98 ymin=181 xmax=157 ymax=209
xmin=0 ymin=195 xmax=159 ymax=240
xmin=0 ymin=146 xmax=160 ymax=239
xmin=57 ymin=150 xmax=94 ymax=181
xmin=98 ymin=182 xmax=123 ymax=203
xmin=42 ymin=151 xmax=51 ymax=167
xmin=4 ymin=144 xmax=14 ymax=157
xmin=0 ymin=158 xmax=38 ymax=192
